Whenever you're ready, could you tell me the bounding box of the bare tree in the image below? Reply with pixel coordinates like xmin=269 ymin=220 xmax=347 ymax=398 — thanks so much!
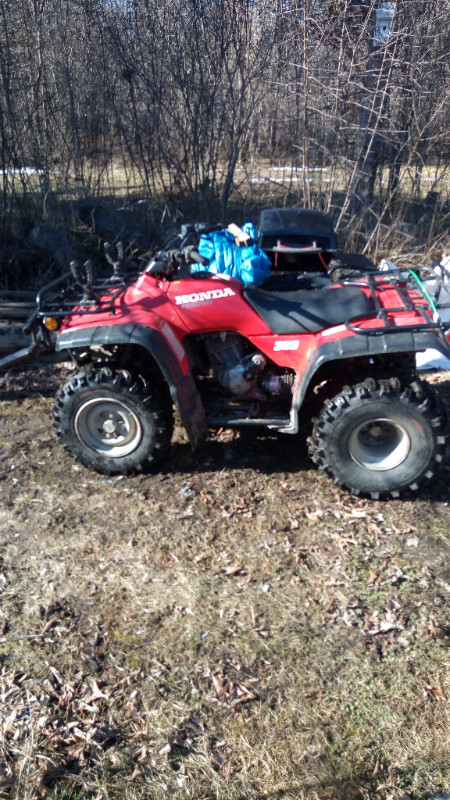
xmin=0 ymin=0 xmax=448 ymax=263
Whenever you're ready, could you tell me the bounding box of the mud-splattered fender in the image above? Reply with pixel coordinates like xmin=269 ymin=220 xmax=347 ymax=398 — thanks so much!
xmin=56 ymin=323 xmax=207 ymax=448
xmin=292 ymin=327 xmax=450 ymax=419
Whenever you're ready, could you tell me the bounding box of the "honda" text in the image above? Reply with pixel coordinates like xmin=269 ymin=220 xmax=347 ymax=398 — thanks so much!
xmin=175 ymin=287 xmax=236 ymax=305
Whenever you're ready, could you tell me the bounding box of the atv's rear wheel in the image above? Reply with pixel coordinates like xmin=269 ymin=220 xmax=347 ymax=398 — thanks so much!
xmin=53 ymin=367 xmax=174 ymax=474
xmin=308 ymin=377 xmax=447 ymax=498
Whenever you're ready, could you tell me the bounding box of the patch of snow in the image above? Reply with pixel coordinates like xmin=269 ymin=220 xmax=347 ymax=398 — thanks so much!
xmin=0 ymin=167 xmax=46 ymax=175
xmin=271 ymin=166 xmax=324 ymax=172
xmin=118 ymin=198 xmax=150 ymax=211
xmin=416 ymin=349 xmax=450 ymax=371
xmin=250 ymin=176 xmax=316 ymax=184
xmin=417 ymin=305 xmax=450 ymax=371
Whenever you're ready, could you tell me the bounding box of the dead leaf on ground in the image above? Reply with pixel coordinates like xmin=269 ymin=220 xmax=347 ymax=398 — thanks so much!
xmin=128 ymin=763 xmax=145 ymax=781
xmin=363 ymin=612 xmax=403 ymax=636
xmin=428 ymin=616 xmax=446 ymax=640
xmin=212 ymin=673 xmax=258 ymax=708
xmin=423 ymin=684 xmax=447 ymax=702
xmin=219 ymin=562 xmax=246 ymax=577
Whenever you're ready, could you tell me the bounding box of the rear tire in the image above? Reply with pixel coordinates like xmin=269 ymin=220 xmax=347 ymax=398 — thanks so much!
xmin=53 ymin=367 xmax=174 ymax=474
xmin=308 ymin=377 xmax=447 ymax=498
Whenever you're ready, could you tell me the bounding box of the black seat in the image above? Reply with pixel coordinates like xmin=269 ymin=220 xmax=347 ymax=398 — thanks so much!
xmin=243 ymin=284 xmax=374 ymax=334
xmin=262 ymin=272 xmax=331 ymax=292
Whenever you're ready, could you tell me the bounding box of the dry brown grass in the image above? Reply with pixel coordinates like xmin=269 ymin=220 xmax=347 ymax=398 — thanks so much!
xmin=0 ymin=365 xmax=450 ymax=800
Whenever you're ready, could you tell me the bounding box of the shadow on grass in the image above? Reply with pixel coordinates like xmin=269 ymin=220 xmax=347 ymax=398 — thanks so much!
xmin=165 ymin=432 xmax=311 ymax=478
xmin=159 ymin=419 xmax=450 ymax=502
xmin=0 ymin=363 xmax=65 ymax=400
xmin=2 ymin=364 xmax=450 ymax=496
xmin=0 ymin=382 xmax=59 ymax=401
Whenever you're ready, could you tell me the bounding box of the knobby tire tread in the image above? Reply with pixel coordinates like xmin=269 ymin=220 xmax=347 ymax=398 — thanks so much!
xmin=307 ymin=376 xmax=447 ymax=498
xmin=53 ymin=367 xmax=174 ymax=474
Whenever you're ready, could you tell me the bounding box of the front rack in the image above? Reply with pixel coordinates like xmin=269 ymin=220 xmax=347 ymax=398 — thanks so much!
xmin=36 ymin=270 xmax=140 ymax=319
xmin=344 ymin=271 xmax=443 ymax=336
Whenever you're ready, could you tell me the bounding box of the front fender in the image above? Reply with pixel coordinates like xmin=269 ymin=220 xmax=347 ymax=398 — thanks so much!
xmin=56 ymin=323 xmax=207 ymax=448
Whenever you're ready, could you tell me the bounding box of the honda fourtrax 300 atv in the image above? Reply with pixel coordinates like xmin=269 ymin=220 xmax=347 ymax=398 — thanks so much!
xmin=8 ymin=224 xmax=450 ymax=498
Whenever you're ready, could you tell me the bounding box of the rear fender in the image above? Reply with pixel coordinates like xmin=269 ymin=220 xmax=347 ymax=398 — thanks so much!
xmin=288 ymin=328 xmax=450 ymax=433
xmin=56 ymin=323 xmax=206 ymax=448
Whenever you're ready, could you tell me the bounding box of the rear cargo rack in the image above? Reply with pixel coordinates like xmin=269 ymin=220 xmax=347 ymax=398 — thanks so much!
xmin=36 ymin=270 xmax=139 ymax=319
xmin=345 ymin=271 xmax=442 ymax=335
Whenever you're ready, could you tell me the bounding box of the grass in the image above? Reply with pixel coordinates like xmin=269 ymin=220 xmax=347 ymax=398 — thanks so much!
xmin=0 ymin=365 xmax=449 ymax=799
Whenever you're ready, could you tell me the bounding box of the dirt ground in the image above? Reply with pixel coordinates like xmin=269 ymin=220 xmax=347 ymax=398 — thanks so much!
xmin=1 ymin=363 xmax=449 ymax=800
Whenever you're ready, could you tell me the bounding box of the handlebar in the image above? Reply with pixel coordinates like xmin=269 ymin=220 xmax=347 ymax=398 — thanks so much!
xmin=145 ymin=222 xmax=224 ymax=278
xmin=184 ymin=247 xmax=209 ymax=266
xmin=146 ymin=245 xmax=210 ymax=278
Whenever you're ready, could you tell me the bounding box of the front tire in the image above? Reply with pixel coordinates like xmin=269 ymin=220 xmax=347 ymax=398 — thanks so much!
xmin=53 ymin=367 xmax=174 ymax=474
xmin=308 ymin=377 xmax=447 ymax=498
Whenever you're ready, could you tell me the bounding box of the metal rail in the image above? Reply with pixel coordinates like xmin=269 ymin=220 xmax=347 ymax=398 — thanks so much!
xmin=345 ymin=271 xmax=442 ymax=335
xmin=36 ymin=271 xmax=139 ymax=319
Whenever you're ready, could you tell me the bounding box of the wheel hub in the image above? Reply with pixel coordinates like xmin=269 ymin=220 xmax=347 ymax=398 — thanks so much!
xmin=348 ymin=417 xmax=411 ymax=472
xmin=75 ymin=397 xmax=143 ymax=458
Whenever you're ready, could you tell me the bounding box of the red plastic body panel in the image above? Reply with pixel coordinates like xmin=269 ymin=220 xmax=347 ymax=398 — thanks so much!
xmin=166 ymin=275 xmax=271 ymax=336
xmin=58 ymin=271 xmax=437 ymax=378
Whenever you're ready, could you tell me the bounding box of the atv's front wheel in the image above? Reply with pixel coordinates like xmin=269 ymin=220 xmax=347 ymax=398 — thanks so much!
xmin=53 ymin=367 xmax=174 ymax=474
xmin=308 ymin=377 xmax=447 ymax=498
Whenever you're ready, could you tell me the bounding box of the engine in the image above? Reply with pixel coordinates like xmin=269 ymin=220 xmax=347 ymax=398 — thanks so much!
xmin=203 ymin=332 xmax=293 ymax=398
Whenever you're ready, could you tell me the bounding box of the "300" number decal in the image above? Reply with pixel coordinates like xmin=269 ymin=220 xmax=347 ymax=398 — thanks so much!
xmin=274 ymin=340 xmax=299 ymax=352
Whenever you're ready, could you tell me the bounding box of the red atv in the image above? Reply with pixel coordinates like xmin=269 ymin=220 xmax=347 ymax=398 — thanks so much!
xmin=6 ymin=222 xmax=450 ymax=498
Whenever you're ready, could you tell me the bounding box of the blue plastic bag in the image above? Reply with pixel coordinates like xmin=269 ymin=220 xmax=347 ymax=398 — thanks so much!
xmin=194 ymin=223 xmax=271 ymax=286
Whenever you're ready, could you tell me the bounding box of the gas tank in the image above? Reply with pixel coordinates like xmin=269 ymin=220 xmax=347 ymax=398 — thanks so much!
xmin=166 ymin=274 xmax=271 ymax=335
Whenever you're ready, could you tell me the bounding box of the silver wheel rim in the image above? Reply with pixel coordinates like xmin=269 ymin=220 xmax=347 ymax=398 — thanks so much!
xmin=348 ymin=417 xmax=411 ymax=472
xmin=75 ymin=397 xmax=143 ymax=458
